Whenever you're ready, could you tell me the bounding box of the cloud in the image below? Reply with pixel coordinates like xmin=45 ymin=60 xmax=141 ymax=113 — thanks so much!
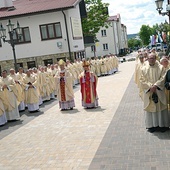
xmin=103 ymin=0 xmax=168 ymax=34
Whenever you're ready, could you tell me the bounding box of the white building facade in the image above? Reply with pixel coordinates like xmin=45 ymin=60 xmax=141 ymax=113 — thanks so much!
xmin=0 ymin=0 xmax=85 ymax=71
xmin=85 ymin=14 xmax=128 ymax=58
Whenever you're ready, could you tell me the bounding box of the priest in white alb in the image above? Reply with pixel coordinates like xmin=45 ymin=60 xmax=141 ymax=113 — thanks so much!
xmin=22 ymin=70 xmax=40 ymax=113
xmin=55 ymin=59 xmax=75 ymax=111
xmin=140 ymin=53 xmax=170 ymax=133
xmin=0 ymin=70 xmax=20 ymax=121
xmin=0 ymin=90 xmax=7 ymax=126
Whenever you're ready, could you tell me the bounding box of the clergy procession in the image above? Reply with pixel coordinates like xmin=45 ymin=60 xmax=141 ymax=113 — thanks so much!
xmin=0 ymin=54 xmax=119 ymax=127
xmin=134 ymin=48 xmax=170 ymax=133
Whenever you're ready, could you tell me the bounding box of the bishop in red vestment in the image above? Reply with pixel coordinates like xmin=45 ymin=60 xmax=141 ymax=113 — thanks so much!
xmin=79 ymin=61 xmax=99 ymax=108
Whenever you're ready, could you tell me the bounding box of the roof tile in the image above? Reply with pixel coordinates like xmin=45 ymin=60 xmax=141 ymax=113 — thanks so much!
xmin=0 ymin=0 xmax=79 ymax=18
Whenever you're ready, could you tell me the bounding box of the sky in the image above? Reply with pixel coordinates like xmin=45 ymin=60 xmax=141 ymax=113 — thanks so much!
xmin=102 ymin=0 xmax=169 ymax=35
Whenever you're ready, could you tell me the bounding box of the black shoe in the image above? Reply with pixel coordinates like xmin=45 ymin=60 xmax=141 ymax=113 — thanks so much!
xmin=0 ymin=124 xmax=5 ymax=127
xmin=29 ymin=109 xmax=40 ymax=113
xmin=147 ymin=127 xmax=156 ymax=133
xmin=86 ymin=107 xmax=94 ymax=109
xmin=70 ymin=107 xmax=73 ymax=110
xmin=19 ymin=109 xmax=25 ymax=112
xmin=8 ymin=119 xmax=20 ymax=122
xmin=160 ymin=127 xmax=169 ymax=133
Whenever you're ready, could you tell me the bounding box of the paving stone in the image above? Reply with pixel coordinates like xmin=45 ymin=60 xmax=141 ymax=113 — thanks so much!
xmin=89 ymin=60 xmax=170 ymax=169
xmin=2 ymin=53 xmax=169 ymax=170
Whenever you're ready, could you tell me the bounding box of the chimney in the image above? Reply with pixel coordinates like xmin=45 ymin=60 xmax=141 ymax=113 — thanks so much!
xmin=0 ymin=0 xmax=13 ymax=9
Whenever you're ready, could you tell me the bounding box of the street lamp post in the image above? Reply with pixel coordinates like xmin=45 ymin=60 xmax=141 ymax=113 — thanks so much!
xmin=155 ymin=0 xmax=170 ymax=23
xmin=155 ymin=0 xmax=170 ymax=54
xmin=0 ymin=20 xmax=22 ymax=72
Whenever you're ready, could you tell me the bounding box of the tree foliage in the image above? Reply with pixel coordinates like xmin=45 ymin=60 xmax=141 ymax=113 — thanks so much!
xmin=158 ymin=21 xmax=170 ymax=33
xmin=128 ymin=38 xmax=142 ymax=48
xmin=139 ymin=25 xmax=152 ymax=45
xmin=139 ymin=21 xmax=170 ymax=46
xmin=81 ymin=0 xmax=109 ymax=38
xmin=151 ymin=23 xmax=159 ymax=35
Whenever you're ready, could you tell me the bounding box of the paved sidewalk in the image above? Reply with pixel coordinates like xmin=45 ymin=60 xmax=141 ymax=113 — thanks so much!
xmin=0 ymin=99 xmax=57 ymax=140
xmin=0 ymin=58 xmax=134 ymax=170
xmin=89 ymin=77 xmax=170 ymax=170
xmin=1 ymin=55 xmax=170 ymax=170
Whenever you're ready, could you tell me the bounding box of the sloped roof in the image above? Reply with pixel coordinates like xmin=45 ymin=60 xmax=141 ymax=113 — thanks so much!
xmin=121 ymin=23 xmax=126 ymax=28
xmin=0 ymin=0 xmax=80 ymax=19
xmin=108 ymin=14 xmax=120 ymax=22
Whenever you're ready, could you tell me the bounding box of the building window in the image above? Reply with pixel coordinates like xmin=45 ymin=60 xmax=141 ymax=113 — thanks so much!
xmin=101 ymin=30 xmax=106 ymax=37
xmin=103 ymin=43 xmax=108 ymax=51
xmin=91 ymin=45 xmax=95 ymax=52
xmin=13 ymin=27 xmax=31 ymax=44
xmin=40 ymin=22 xmax=62 ymax=40
xmin=27 ymin=61 xmax=36 ymax=69
xmin=44 ymin=59 xmax=53 ymax=66
xmin=17 ymin=63 xmax=23 ymax=68
xmin=0 ymin=39 xmax=2 ymax=47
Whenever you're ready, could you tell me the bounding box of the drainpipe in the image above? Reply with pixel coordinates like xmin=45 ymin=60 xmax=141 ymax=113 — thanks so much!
xmin=112 ymin=22 xmax=117 ymax=55
xmin=62 ymin=10 xmax=72 ymax=61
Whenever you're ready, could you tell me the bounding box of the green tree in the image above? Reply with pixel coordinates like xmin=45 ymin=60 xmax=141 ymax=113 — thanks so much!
xmin=152 ymin=23 xmax=159 ymax=35
xmin=139 ymin=22 xmax=170 ymax=54
xmin=134 ymin=39 xmax=142 ymax=47
xmin=82 ymin=0 xmax=109 ymax=38
xmin=139 ymin=25 xmax=152 ymax=45
xmin=128 ymin=38 xmax=142 ymax=49
xmin=159 ymin=21 xmax=170 ymax=55
xmin=128 ymin=39 xmax=134 ymax=48
xmin=160 ymin=21 xmax=170 ymax=33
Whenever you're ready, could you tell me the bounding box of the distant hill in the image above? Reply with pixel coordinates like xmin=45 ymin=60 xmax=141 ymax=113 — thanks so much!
xmin=127 ymin=33 xmax=138 ymax=39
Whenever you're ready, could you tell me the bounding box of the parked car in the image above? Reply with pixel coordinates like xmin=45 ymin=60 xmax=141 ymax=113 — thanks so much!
xmin=146 ymin=43 xmax=168 ymax=52
xmin=163 ymin=44 xmax=168 ymax=50
xmin=156 ymin=43 xmax=162 ymax=51
xmin=146 ymin=45 xmax=152 ymax=50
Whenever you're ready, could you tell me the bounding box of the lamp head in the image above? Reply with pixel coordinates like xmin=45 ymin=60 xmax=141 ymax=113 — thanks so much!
xmin=155 ymin=0 xmax=164 ymax=12
xmin=6 ymin=19 xmax=14 ymax=32
xmin=16 ymin=21 xmax=22 ymax=36
xmin=0 ymin=23 xmax=6 ymax=39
